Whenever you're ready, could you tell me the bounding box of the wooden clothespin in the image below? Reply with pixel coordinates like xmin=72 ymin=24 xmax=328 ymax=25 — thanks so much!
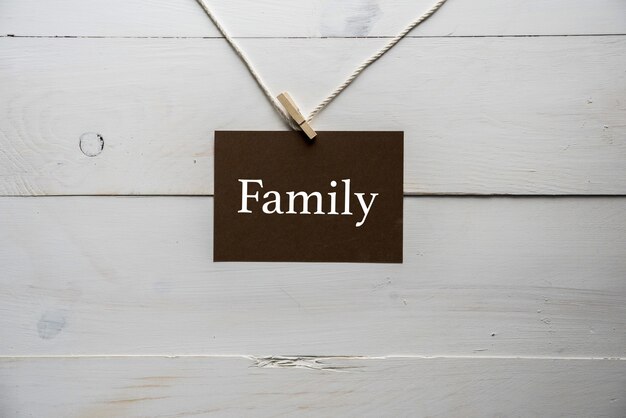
xmin=277 ymin=92 xmax=317 ymax=140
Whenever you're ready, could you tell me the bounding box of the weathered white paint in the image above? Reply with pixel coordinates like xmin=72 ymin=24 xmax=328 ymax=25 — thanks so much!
xmin=1 ymin=0 xmax=625 ymax=37
xmin=1 ymin=197 xmax=624 ymax=356
xmin=1 ymin=356 xmax=625 ymax=417
xmin=2 ymin=0 xmax=625 ymax=415
xmin=1 ymin=36 xmax=625 ymax=195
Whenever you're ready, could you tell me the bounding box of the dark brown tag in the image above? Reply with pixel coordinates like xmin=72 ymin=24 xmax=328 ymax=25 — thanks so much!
xmin=214 ymin=131 xmax=403 ymax=263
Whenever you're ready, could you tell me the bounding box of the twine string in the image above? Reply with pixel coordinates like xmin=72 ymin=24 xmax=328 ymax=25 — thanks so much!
xmin=194 ymin=0 xmax=449 ymax=129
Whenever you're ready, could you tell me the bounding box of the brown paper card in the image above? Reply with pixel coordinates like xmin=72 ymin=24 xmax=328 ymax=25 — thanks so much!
xmin=214 ymin=131 xmax=403 ymax=263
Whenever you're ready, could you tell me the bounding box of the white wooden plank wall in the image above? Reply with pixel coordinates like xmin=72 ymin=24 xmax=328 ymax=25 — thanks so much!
xmin=1 ymin=1 xmax=625 ymax=417
xmin=1 ymin=196 xmax=626 ymax=357
xmin=2 ymin=0 xmax=626 ymax=37
xmin=2 ymin=36 xmax=626 ymax=195
xmin=2 ymin=357 xmax=625 ymax=417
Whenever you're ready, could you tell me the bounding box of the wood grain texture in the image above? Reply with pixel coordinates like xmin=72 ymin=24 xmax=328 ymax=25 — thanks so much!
xmin=3 ymin=0 xmax=625 ymax=415
xmin=1 ymin=356 xmax=625 ymax=417
xmin=1 ymin=0 xmax=625 ymax=37
xmin=1 ymin=36 xmax=625 ymax=195
xmin=1 ymin=197 xmax=624 ymax=356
